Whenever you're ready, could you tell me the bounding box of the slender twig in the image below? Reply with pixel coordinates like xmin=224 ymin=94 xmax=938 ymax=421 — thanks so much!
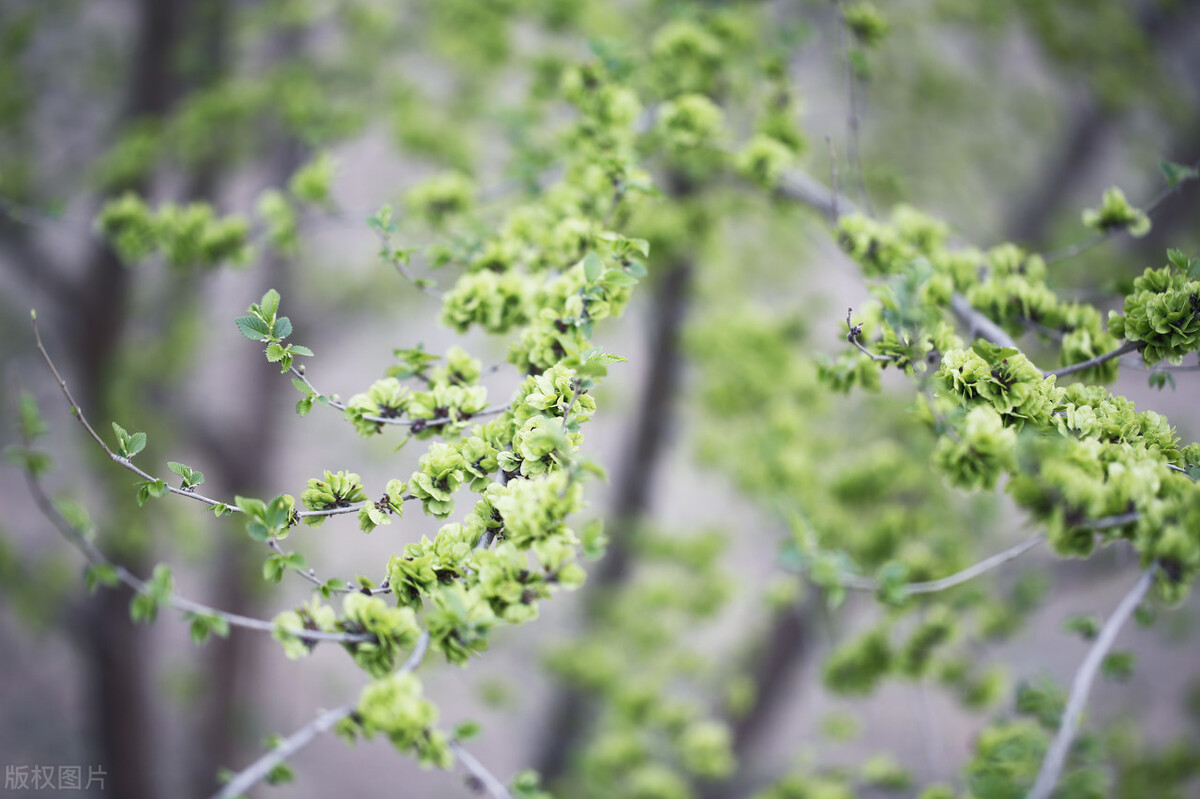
xmin=1083 ymin=511 xmax=1141 ymax=530
xmin=212 ymin=630 xmax=432 ymax=799
xmin=289 ymin=365 xmax=509 ymax=429
xmin=826 ymin=135 xmax=840 ymax=223
xmin=1047 ymin=340 xmax=1141 ymax=379
xmin=845 ymin=307 xmax=892 ymax=362
xmin=949 ymin=294 xmax=1023 ymax=352
xmin=834 ymin=0 xmax=874 ymax=216
xmin=374 ymin=228 xmax=444 ymax=299
xmin=561 ymin=379 xmax=586 ymax=431
xmin=823 ymin=534 xmax=1045 ymax=595
xmin=33 ymin=312 xmax=241 ymax=509
xmin=1041 ymin=159 xmax=1200 ymax=265
xmin=1026 ymin=565 xmax=1157 ymax=799
xmin=211 ymin=704 xmax=356 ymax=799
xmin=19 ymin=456 xmax=370 ymax=646
xmin=450 ymin=740 xmax=513 ymax=799
xmin=33 ymin=313 xmax=377 ymax=523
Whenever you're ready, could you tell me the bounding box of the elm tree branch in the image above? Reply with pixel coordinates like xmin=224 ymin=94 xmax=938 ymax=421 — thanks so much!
xmin=845 ymin=307 xmax=893 ymax=362
xmin=212 ymin=630 xmax=432 ymax=799
xmin=1026 ymin=565 xmax=1157 ymax=799
xmin=34 ymin=312 xmax=374 ymax=522
xmin=374 ymin=228 xmax=445 ymax=299
xmin=1041 ymin=158 xmax=1200 ymax=265
xmin=772 ymin=171 xmax=1021 ymax=353
xmin=18 ymin=448 xmax=370 ymax=646
xmin=826 ymin=534 xmax=1045 ymax=595
xmin=1046 ymin=340 xmax=1142 ymax=379
xmin=450 ymin=740 xmax=514 ymax=799
xmin=289 ymin=365 xmax=509 ymax=428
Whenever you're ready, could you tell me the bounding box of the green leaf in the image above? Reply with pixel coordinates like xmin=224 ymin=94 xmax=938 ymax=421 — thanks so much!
xmin=53 ymin=497 xmax=93 ymax=536
xmin=272 ymin=316 xmax=293 ymax=339
xmin=266 ymin=342 xmax=286 ymax=362
xmin=581 ymin=518 xmax=608 ymax=559
xmin=319 ymin=578 xmax=346 ymax=600
xmin=84 ymin=563 xmax=120 ymax=593
xmin=130 ymin=593 xmax=159 ymax=624
xmin=208 ymin=502 xmax=233 ymax=517
xmin=260 ymin=289 xmax=281 ymax=319
xmin=288 ymin=344 xmax=314 ymax=357
xmin=296 ymin=396 xmax=314 ymax=417
xmin=263 ymin=554 xmax=287 ymax=583
xmin=1160 ymin=159 xmax=1199 ymax=189
xmin=1102 ymin=651 xmax=1135 ymax=682
xmin=582 ymin=252 xmax=603 ymax=282
xmin=125 ymin=431 xmax=147 ymax=457
xmin=236 ymin=315 xmax=272 ymax=341
xmin=188 ymin=613 xmax=230 ymax=644
xmin=291 ymin=377 xmax=315 ymax=395
xmin=135 ymin=479 xmax=167 ymax=507
xmin=16 ymin=392 xmax=48 ymax=439
xmin=453 ymin=721 xmax=482 ymax=741
xmin=265 ymin=763 xmax=294 ymax=786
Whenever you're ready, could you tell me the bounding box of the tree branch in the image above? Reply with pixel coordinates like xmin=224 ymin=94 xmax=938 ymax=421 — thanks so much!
xmin=1040 ymin=158 xmax=1200 ymax=265
xmin=288 ymin=365 xmax=509 ymax=429
xmin=450 ymin=740 xmax=513 ymax=799
xmin=1026 ymin=565 xmax=1157 ymax=799
xmin=817 ymin=534 xmax=1045 ymax=595
xmin=1046 ymin=340 xmax=1141 ymax=379
xmin=210 ymin=704 xmax=355 ymax=799
xmin=18 ymin=447 xmax=370 ymax=646
xmin=211 ymin=630 xmax=432 ymax=799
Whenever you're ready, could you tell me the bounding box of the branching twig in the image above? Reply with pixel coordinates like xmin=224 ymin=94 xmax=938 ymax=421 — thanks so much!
xmin=19 ymin=453 xmax=370 ymax=646
xmin=212 ymin=630 xmax=432 ymax=799
xmin=822 ymin=534 xmax=1045 ymax=595
xmin=845 ymin=307 xmax=892 ymax=362
xmin=374 ymin=228 xmax=445 ymax=299
xmin=450 ymin=740 xmax=513 ymax=799
xmin=1047 ymin=340 xmax=1142 ymax=379
xmin=211 ymin=704 xmax=355 ymax=799
xmin=289 ymin=365 xmax=509 ymax=429
xmin=1026 ymin=565 xmax=1157 ymax=799
xmin=949 ymin=294 xmax=1023 ymax=352
xmin=1041 ymin=158 xmax=1200 ymax=265
xmin=834 ymin=0 xmax=874 ymax=216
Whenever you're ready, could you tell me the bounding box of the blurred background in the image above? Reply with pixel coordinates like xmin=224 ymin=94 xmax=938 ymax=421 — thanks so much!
xmin=2 ymin=1 xmax=1199 ymax=797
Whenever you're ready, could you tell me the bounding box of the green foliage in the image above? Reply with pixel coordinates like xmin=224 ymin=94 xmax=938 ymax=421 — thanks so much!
xmin=96 ymin=193 xmax=252 ymax=267
xmin=16 ymin=4 xmax=1200 ymax=799
xmin=234 ymin=288 xmax=315 ymax=373
xmin=1081 ymin=187 xmax=1150 ymax=237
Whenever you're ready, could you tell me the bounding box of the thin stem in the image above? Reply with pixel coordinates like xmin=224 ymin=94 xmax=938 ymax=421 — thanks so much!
xmin=289 ymin=365 xmax=509 ymax=429
xmin=20 ymin=457 xmax=370 ymax=646
xmin=561 ymin=378 xmax=585 ymax=431
xmin=374 ymin=228 xmax=445 ymax=299
xmin=34 ymin=314 xmax=377 ymax=524
xmin=1047 ymin=340 xmax=1141 ymax=379
xmin=826 ymin=135 xmax=840 ymax=223
xmin=210 ymin=704 xmax=355 ymax=799
xmin=1042 ymin=159 xmax=1200 ymax=265
xmin=949 ymin=294 xmax=1023 ymax=352
xmin=835 ymin=0 xmax=873 ymax=216
xmin=1084 ymin=511 xmax=1141 ymax=530
xmin=828 ymin=534 xmax=1045 ymax=595
xmin=450 ymin=740 xmax=513 ymax=799
xmin=1026 ymin=565 xmax=1156 ymax=799
xmin=845 ymin=307 xmax=892 ymax=362
xmin=33 ymin=312 xmax=241 ymax=510
xmin=212 ymin=630 xmax=432 ymax=799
